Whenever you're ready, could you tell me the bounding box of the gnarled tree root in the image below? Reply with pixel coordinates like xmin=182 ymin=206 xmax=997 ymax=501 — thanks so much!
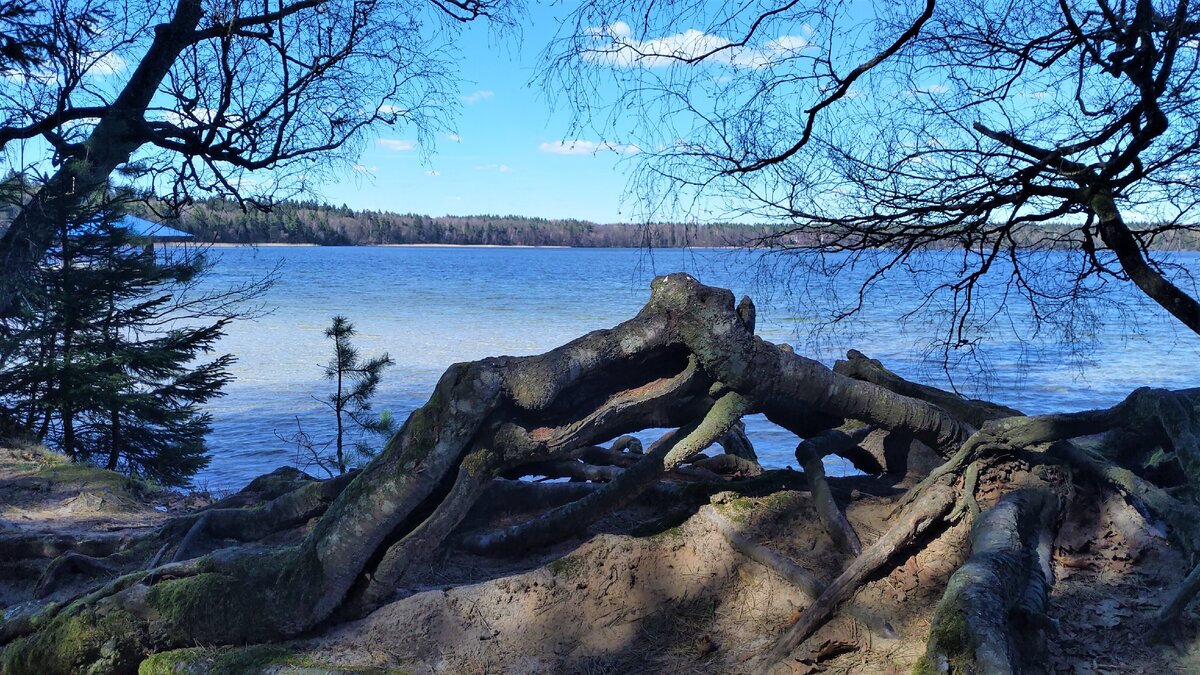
xmin=917 ymin=487 xmax=1059 ymax=674
xmin=1155 ymin=560 xmax=1200 ymax=636
xmin=834 ymin=350 xmax=1021 ymax=428
xmin=459 ymin=392 xmax=753 ymax=554
xmin=165 ymin=468 xmax=359 ymax=563
xmin=33 ymin=552 xmax=121 ymax=599
xmin=795 ymin=426 xmax=872 ymax=556
xmin=0 ymin=275 xmax=1064 ymax=673
xmin=759 ymin=482 xmax=958 ymax=673
xmin=0 ymin=532 xmax=131 ymax=562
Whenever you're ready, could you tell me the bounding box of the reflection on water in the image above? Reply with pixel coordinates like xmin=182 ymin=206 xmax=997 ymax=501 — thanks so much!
xmin=189 ymin=246 xmax=1200 ymax=489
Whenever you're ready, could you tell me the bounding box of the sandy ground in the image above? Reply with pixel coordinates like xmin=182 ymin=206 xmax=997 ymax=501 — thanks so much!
xmin=3 ymin=444 xmax=1200 ymax=673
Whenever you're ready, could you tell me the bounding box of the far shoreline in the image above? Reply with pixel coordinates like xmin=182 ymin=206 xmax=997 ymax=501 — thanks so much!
xmin=179 ymin=241 xmax=1200 ymax=252
xmin=187 ymin=242 xmax=744 ymax=250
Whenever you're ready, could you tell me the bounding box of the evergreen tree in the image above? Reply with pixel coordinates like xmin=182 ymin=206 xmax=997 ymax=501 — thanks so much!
xmin=0 ymin=201 xmax=236 ymax=486
xmin=321 ymin=316 xmax=394 ymax=475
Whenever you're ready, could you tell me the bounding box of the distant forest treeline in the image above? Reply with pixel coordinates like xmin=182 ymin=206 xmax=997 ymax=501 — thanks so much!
xmin=135 ymin=198 xmax=779 ymax=248
xmin=118 ymin=196 xmax=1199 ymax=250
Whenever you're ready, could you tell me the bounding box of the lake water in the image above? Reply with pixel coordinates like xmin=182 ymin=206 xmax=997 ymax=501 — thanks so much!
xmin=189 ymin=245 xmax=1200 ymax=489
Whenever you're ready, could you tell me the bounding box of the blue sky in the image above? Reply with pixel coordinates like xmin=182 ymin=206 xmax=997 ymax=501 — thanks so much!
xmin=319 ymin=5 xmax=641 ymax=223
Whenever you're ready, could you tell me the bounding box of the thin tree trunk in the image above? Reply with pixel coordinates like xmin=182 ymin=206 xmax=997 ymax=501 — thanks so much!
xmin=0 ymin=0 xmax=205 ymax=317
xmin=106 ymin=409 xmax=120 ymax=471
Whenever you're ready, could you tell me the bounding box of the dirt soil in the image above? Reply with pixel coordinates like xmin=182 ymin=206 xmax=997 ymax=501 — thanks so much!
xmin=3 ymin=445 xmax=1200 ymax=674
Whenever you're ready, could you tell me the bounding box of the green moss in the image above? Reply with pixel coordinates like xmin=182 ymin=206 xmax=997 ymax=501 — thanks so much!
xmin=718 ymin=496 xmax=756 ymax=523
xmin=839 ymin=418 xmax=869 ymax=431
xmin=32 ymin=460 xmax=163 ymax=499
xmin=761 ymin=490 xmax=802 ymax=511
xmin=147 ymin=549 xmax=314 ymax=645
xmin=137 ymin=644 xmax=412 ymax=674
xmin=647 ymin=524 xmax=685 ymax=539
xmin=0 ymin=600 xmax=148 ymax=675
xmin=36 ymin=461 xmax=129 ymax=487
xmin=459 ymin=448 xmax=499 ymax=477
xmin=546 ymin=553 xmax=584 ymax=579
xmin=149 ymin=573 xmax=253 ymax=643
xmin=914 ymin=607 xmax=973 ymax=675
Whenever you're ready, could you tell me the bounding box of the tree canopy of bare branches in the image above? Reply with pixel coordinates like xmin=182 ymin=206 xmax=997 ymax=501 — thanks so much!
xmin=546 ymin=0 xmax=1200 ymax=349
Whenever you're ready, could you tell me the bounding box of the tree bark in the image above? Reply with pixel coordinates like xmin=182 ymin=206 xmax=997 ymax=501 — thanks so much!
xmin=1092 ymin=188 xmax=1200 ymax=335
xmin=919 ymin=488 xmax=1058 ymax=674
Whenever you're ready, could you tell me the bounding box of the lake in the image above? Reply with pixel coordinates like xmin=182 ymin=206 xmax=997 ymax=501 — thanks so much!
xmin=189 ymin=245 xmax=1200 ymax=489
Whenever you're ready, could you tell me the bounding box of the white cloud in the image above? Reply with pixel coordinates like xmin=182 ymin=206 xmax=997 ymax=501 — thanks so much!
xmin=378 ymin=104 xmax=409 ymax=117
xmin=378 ymin=138 xmax=417 ymax=151
xmin=86 ymin=52 xmax=126 ymax=76
xmin=5 ymin=50 xmax=126 ymax=84
xmin=461 ymin=90 xmax=494 ymax=104
xmin=446 ymin=133 xmax=462 ymax=143
xmin=353 ymin=164 xmax=378 ymax=173
xmin=426 ymin=169 xmax=441 ymax=176
xmin=539 ymin=140 xmax=641 ymax=155
xmin=584 ymin=21 xmax=811 ymax=69
xmin=474 ymin=164 xmax=513 ymax=172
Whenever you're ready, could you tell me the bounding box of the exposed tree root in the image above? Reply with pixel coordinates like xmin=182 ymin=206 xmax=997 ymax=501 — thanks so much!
xmin=760 ymin=482 xmax=958 ymax=672
xmin=1156 ymin=560 xmax=1200 ymax=635
xmin=163 ymin=468 xmax=358 ymax=562
xmin=700 ymin=504 xmax=824 ymax=600
xmin=918 ymin=487 xmax=1059 ymax=673
xmin=0 ymin=532 xmax=131 ymax=561
xmin=509 ymin=459 xmax=625 ymax=482
xmin=694 ymin=452 xmax=763 ymax=477
xmin=460 ymin=392 xmax=752 ymax=553
xmin=1049 ymin=440 xmax=1200 ymax=549
xmin=344 ymin=448 xmax=503 ymax=617
xmin=718 ymin=419 xmax=758 ymax=462
xmin=834 ymin=350 xmax=1021 ymax=428
xmin=700 ymin=504 xmax=896 ymax=640
xmin=2 ymin=274 xmax=1196 ymax=674
xmin=796 ymin=426 xmax=872 ymax=556
xmin=33 ymin=553 xmax=121 ymax=599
